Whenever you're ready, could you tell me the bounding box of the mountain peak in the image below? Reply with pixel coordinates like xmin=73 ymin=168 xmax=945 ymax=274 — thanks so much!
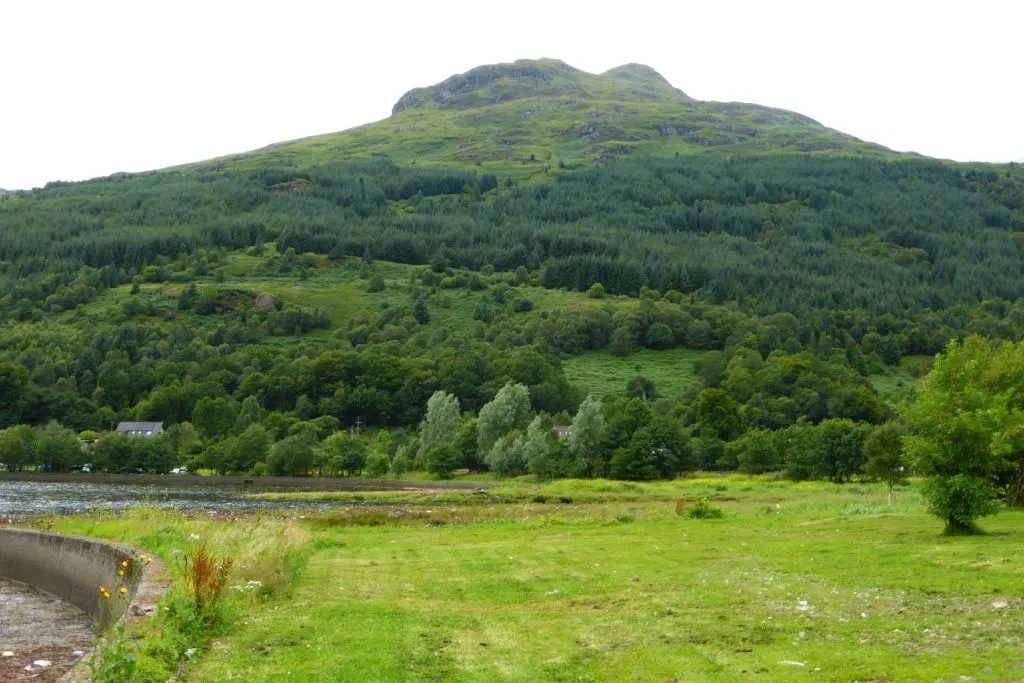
xmin=219 ymin=58 xmax=892 ymax=172
xmin=392 ymin=58 xmax=579 ymax=115
xmin=391 ymin=58 xmax=689 ymax=115
xmin=602 ymin=63 xmax=670 ymax=85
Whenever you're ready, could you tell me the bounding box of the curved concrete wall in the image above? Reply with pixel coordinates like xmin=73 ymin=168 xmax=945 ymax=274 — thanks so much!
xmin=0 ymin=529 xmax=140 ymax=626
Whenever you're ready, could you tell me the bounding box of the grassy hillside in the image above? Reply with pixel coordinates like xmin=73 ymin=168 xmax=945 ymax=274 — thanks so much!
xmin=563 ymin=348 xmax=704 ymax=403
xmin=196 ymin=58 xmax=897 ymax=176
xmin=2 ymin=56 xmax=1024 ymax=473
xmin=79 ymin=250 xmax=621 ymax=341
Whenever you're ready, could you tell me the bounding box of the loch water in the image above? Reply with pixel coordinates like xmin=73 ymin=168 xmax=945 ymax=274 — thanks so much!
xmin=0 ymin=479 xmax=357 ymax=516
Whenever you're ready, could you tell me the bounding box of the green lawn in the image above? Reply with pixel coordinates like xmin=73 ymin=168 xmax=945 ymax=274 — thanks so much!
xmin=564 ymin=348 xmax=705 ymax=402
xmin=160 ymin=478 xmax=1022 ymax=682
xmin=43 ymin=478 xmax=1024 ymax=681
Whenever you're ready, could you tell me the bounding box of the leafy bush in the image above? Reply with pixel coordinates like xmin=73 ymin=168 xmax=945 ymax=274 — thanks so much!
xmin=921 ymin=475 xmax=1002 ymax=535
xmin=679 ymin=497 xmax=724 ymax=519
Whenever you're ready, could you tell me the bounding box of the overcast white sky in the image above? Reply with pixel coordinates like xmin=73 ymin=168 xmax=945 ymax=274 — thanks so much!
xmin=3 ymin=0 xmax=1021 ymax=189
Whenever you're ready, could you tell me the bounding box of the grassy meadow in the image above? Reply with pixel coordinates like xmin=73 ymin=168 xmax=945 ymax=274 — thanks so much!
xmin=76 ymin=251 xmax=625 ymax=348
xmin=37 ymin=476 xmax=1024 ymax=682
xmin=563 ymin=348 xmax=705 ymax=403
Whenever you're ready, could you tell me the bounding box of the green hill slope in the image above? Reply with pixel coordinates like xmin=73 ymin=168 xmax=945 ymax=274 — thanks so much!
xmin=2 ymin=57 xmax=1024 ymax=480
xmin=201 ymin=58 xmax=895 ymax=174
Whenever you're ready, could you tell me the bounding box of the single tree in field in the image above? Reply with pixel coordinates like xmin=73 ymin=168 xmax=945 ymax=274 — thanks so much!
xmin=626 ymin=376 xmax=658 ymax=402
xmin=902 ymin=337 xmax=1021 ymax=534
xmin=863 ymin=421 xmax=908 ymax=505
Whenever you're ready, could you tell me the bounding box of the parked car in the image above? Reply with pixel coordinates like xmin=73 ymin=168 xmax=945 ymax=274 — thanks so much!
xmin=81 ymin=463 xmax=92 ymax=473
xmin=169 ymin=467 xmax=190 ymax=475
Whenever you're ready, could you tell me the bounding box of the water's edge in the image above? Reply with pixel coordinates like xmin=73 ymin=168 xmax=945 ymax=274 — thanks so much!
xmin=0 ymin=475 xmax=493 ymax=517
xmin=0 ymin=472 xmax=492 ymax=489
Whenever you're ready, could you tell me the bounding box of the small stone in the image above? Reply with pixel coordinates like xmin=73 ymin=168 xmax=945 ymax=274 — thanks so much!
xmin=992 ymin=601 xmax=1008 ymax=609
xmin=130 ymin=603 xmax=155 ymax=616
xmin=1 ymin=651 xmax=13 ymax=657
xmin=72 ymin=650 xmax=85 ymax=657
xmin=779 ymin=660 xmax=806 ymax=667
xmin=33 ymin=660 xmax=52 ymax=668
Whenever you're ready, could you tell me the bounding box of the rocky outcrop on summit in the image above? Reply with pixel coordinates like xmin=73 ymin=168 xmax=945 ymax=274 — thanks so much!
xmin=393 ymin=59 xmax=584 ymax=114
xmin=392 ymin=58 xmax=690 ymax=115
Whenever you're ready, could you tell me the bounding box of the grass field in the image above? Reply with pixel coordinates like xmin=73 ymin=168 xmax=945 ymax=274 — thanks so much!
xmin=41 ymin=477 xmax=1024 ymax=682
xmin=869 ymin=355 xmax=931 ymax=402
xmin=82 ymin=253 xmax=624 ymax=341
xmin=563 ymin=348 xmax=705 ymax=402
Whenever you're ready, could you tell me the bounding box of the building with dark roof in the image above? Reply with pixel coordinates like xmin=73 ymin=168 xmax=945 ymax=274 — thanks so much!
xmin=115 ymin=421 xmax=164 ymax=437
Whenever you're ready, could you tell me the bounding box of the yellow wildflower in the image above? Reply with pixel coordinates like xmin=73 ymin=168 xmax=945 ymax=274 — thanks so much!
xmin=121 ymin=560 xmax=129 ymax=568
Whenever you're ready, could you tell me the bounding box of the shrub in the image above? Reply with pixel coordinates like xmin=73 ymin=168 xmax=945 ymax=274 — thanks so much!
xmin=182 ymin=542 xmax=232 ymax=622
xmin=390 ymin=453 xmax=410 ymax=479
xmin=364 ymin=451 xmax=390 ymax=478
xmin=425 ymin=443 xmax=459 ymax=479
xmin=921 ymin=475 xmax=1002 ymax=535
xmin=684 ymin=499 xmax=724 ymax=520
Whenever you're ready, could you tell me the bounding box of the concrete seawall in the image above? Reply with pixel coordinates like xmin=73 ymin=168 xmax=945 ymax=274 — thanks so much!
xmin=0 ymin=529 xmax=141 ymax=626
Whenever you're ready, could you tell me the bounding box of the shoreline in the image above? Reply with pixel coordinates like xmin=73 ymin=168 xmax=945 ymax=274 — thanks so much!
xmin=0 ymin=472 xmax=494 ymax=491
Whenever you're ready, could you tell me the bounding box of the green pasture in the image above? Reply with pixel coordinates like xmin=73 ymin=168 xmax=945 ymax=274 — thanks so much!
xmin=41 ymin=476 xmax=1023 ymax=682
xmin=563 ymin=348 xmax=705 ymax=402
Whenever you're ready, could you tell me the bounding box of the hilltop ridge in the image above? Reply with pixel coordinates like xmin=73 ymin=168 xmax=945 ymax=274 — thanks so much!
xmin=391 ymin=58 xmax=691 ymax=115
xmin=205 ymin=58 xmax=892 ymax=173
